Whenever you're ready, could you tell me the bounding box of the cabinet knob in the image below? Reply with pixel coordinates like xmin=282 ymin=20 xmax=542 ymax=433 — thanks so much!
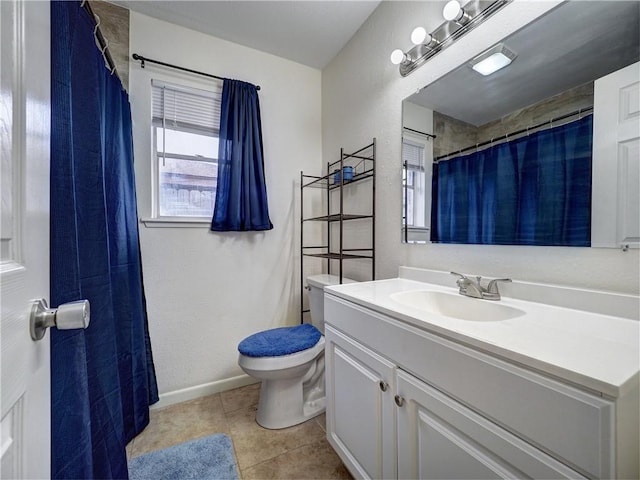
xmin=379 ymin=381 xmax=389 ymax=392
xmin=394 ymin=395 xmax=405 ymax=407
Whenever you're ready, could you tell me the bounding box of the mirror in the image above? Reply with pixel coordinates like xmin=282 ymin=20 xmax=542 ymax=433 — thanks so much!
xmin=401 ymin=1 xmax=639 ymax=245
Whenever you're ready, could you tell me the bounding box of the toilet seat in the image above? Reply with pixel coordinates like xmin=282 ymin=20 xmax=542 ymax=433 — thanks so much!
xmin=238 ymin=336 xmax=325 ymax=372
xmin=238 ymin=324 xmax=321 ymax=357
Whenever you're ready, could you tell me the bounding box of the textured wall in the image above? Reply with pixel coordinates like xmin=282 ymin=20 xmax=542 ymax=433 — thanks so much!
xmin=129 ymin=12 xmax=322 ymax=401
xmin=322 ymin=0 xmax=639 ymax=294
xmin=90 ymin=0 xmax=129 ymax=89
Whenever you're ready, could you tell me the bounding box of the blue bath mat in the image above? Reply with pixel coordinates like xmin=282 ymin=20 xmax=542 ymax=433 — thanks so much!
xmin=128 ymin=433 xmax=238 ymax=480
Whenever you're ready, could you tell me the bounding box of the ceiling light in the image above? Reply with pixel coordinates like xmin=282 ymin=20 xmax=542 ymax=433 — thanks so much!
xmin=390 ymin=49 xmax=411 ymax=65
xmin=443 ymin=0 xmax=470 ymax=24
xmin=469 ymin=43 xmax=517 ymax=76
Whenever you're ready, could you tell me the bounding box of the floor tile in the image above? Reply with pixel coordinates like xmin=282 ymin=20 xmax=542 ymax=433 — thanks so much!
xmin=241 ymin=439 xmax=353 ymax=480
xmin=314 ymin=413 xmax=326 ymax=433
xmin=130 ymin=394 xmax=229 ymax=458
xmin=129 ymin=384 xmax=351 ymax=479
xmin=228 ymin=406 xmax=327 ymax=471
xmin=125 ymin=439 xmax=135 ymax=460
xmin=220 ymin=382 xmax=261 ymax=414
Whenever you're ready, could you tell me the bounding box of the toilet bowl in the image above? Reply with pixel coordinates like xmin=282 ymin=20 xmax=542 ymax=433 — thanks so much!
xmin=237 ymin=274 xmax=354 ymax=429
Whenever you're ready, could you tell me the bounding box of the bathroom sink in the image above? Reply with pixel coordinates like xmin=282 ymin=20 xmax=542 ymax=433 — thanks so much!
xmin=390 ymin=290 xmax=525 ymax=321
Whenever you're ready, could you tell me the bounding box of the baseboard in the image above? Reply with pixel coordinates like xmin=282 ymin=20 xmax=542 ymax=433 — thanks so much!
xmin=152 ymin=374 xmax=259 ymax=409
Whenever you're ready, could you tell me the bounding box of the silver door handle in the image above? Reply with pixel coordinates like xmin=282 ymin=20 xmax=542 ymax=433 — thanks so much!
xmin=30 ymin=298 xmax=90 ymax=341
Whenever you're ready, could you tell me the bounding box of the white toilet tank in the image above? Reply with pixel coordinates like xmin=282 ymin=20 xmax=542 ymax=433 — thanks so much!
xmin=306 ymin=274 xmax=355 ymax=333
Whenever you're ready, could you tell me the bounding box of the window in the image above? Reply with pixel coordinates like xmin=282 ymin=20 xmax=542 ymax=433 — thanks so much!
xmin=402 ymin=139 xmax=428 ymax=228
xmin=152 ymin=80 xmax=222 ymax=218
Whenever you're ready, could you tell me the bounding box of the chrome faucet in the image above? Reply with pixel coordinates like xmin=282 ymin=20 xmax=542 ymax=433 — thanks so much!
xmin=451 ymin=272 xmax=484 ymax=299
xmin=450 ymin=272 xmax=511 ymax=301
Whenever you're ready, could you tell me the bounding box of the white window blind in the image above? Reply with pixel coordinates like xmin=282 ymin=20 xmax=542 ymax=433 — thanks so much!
xmin=151 ymin=79 xmax=221 ymax=219
xmin=152 ymin=80 xmax=222 ymax=136
xmin=403 ymin=141 xmax=425 ymax=170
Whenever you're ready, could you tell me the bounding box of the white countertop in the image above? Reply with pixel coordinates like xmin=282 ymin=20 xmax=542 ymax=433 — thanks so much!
xmin=325 ymin=278 xmax=640 ymax=398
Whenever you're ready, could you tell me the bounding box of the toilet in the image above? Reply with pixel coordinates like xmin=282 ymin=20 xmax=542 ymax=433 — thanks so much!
xmin=237 ymin=274 xmax=354 ymax=429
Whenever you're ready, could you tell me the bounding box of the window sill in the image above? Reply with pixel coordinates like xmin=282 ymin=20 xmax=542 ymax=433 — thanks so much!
xmin=140 ymin=217 xmax=211 ymax=228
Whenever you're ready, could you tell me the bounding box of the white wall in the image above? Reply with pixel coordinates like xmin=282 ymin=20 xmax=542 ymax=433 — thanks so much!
xmin=129 ymin=12 xmax=322 ymax=404
xmin=323 ymin=0 xmax=640 ymax=294
xmin=403 ymin=101 xmax=432 ymax=134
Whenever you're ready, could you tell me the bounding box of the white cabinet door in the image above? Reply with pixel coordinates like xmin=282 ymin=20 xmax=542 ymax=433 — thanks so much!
xmin=396 ymin=370 xmax=584 ymax=480
xmin=325 ymin=325 xmax=397 ymax=480
xmin=0 ymin=0 xmax=51 ymax=478
xmin=592 ymin=61 xmax=640 ymax=248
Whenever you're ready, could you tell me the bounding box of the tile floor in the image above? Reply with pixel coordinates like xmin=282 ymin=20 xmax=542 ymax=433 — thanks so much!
xmin=127 ymin=383 xmax=353 ymax=479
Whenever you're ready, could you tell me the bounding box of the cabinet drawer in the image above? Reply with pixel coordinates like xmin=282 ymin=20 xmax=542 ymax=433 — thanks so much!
xmin=325 ymin=295 xmax=615 ymax=478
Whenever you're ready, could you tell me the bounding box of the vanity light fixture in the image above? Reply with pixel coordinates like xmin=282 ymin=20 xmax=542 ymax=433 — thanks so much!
xmin=469 ymin=43 xmax=517 ymax=76
xmin=390 ymin=0 xmax=511 ymax=77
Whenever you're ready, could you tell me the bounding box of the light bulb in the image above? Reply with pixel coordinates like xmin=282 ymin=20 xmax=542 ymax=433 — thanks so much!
xmin=411 ymin=27 xmax=427 ymax=45
xmin=390 ymin=49 xmax=406 ymax=65
xmin=443 ymin=0 xmax=463 ymax=21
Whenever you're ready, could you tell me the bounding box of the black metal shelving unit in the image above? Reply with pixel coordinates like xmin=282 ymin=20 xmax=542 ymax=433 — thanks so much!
xmin=299 ymin=139 xmax=376 ymax=321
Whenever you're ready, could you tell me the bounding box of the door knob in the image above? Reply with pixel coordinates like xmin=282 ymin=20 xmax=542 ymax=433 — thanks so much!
xmin=30 ymin=298 xmax=90 ymax=341
xmin=394 ymin=395 xmax=405 ymax=407
xmin=379 ymin=381 xmax=389 ymax=392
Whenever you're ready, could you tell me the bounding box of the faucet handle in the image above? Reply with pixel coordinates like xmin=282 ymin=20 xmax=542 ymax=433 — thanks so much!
xmin=487 ymin=278 xmax=512 ymax=294
xmin=450 ymin=272 xmax=468 ymax=288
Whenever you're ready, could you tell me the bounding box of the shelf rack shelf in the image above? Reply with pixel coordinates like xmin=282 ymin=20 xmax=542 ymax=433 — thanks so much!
xmin=300 ymin=139 xmax=376 ymax=321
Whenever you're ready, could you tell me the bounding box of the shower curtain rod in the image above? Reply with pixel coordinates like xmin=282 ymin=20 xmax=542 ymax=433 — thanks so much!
xmin=81 ymin=0 xmax=119 ymax=78
xmin=131 ymin=53 xmax=261 ymax=91
xmin=434 ymin=106 xmax=593 ymax=162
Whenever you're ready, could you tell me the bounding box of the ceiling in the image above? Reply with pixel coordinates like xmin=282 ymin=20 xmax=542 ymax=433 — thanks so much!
xmin=112 ymin=1 xmax=381 ymax=69
xmin=407 ymin=1 xmax=640 ymax=126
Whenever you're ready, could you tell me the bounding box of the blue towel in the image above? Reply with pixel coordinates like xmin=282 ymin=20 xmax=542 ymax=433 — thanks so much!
xmin=238 ymin=324 xmax=321 ymax=357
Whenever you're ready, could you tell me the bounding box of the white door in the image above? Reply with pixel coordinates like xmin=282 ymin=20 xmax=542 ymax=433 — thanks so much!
xmin=1 ymin=0 xmax=51 ymax=478
xmin=592 ymin=61 xmax=640 ymax=249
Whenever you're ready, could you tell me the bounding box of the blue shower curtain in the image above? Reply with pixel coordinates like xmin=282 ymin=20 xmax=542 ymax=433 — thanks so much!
xmin=211 ymin=79 xmax=273 ymax=231
xmin=431 ymin=115 xmax=592 ymax=246
xmin=50 ymin=2 xmax=158 ymax=479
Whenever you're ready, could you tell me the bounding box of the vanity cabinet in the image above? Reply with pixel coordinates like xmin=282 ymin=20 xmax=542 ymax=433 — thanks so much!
xmin=324 ymin=294 xmax=635 ymax=480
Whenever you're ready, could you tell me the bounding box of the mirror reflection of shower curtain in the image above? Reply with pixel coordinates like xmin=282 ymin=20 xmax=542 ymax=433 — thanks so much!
xmin=431 ymin=115 xmax=593 ymax=246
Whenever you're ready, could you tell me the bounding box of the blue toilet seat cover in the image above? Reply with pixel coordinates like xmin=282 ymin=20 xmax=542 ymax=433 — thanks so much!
xmin=238 ymin=324 xmax=322 ymax=357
